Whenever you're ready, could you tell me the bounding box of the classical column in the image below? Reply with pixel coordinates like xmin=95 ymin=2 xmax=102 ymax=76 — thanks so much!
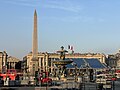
xmin=43 ymin=57 xmax=45 ymax=71
xmin=39 ymin=58 xmax=41 ymax=72
xmin=8 ymin=62 xmax=10 ymax=69
xmin=14 ymin=62 xmax=16 ymax=69
xmin=45 ymin=53 xmax=48 ymax=71
xmin=9 ymin=62 xmax=11 ymax=69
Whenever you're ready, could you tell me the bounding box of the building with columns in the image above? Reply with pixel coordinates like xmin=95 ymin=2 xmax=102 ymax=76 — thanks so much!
xmin=0 ymin=51 xmax=8 ymax=73
xmin=22 ymin=52 xmax=48 ymax=76
xmin=22 ymin=51 xmax=106 ymax=76
xmin=0 ymin=51 xmax=21 ymax=73
xmin=106 ymin=50 xmax=120 ymax=69
xmin=7 ymin=56 xmax=20 ymax=69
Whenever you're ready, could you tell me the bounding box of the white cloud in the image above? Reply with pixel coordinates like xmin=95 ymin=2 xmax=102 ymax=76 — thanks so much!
xmin=2 ymin=0 xmax=82 ymax=12
xmin=44 ymin=4 xmax=81 ymax=13
xmin=43 ymin=0 xmax=82 ymax=13
xmin=2 ymin=0 xmax=38 ymax=7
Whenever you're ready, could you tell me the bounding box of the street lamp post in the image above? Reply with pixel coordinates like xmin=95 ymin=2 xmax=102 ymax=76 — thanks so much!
xmin=75 ymin=64 xmax=77 ymax=82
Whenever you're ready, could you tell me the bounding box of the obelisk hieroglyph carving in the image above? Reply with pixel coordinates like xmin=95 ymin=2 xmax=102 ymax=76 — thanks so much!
xmin=32 ymin=10 xmax=38 ymax=59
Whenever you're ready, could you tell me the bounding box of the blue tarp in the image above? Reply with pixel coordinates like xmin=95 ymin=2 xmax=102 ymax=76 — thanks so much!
xmin=85 ymin=58 xmax=105 ymax=68
xmin=65 ymin=58 xmax=106 ymax=69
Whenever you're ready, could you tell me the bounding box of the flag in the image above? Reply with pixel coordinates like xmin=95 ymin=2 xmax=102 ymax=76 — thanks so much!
xmin=71 ymin=46 xmax=73 ymax=51
xmin=68 ymin=45 xmax=70 ymax=49
xmin=68 ymin=45 xmax=74 ymax=51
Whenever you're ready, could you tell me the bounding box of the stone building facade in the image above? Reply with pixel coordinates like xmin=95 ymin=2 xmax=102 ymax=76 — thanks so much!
xmin=0 ymin=51 xmax=8 ymax=73
xmin=22 ymin=52 xmax=48 ymax=76
xmin=22 ymin=52 xmax=106 ymax=76
xmin=0 ymin=51 xmax=21 ymax=74
xmin=7 ymin=56 xmax=20 ymax=69
xmin=106 ymin=50 xmax=120 ymax=68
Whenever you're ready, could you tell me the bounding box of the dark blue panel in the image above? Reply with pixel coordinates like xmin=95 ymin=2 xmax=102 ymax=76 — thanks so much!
xmin=55 ymin=58 xmax=106 ymax=69
xmin=85 ymin=58 xmax=105 ymax=68
xmin=66 ymin=58 xmax=85 ymax=68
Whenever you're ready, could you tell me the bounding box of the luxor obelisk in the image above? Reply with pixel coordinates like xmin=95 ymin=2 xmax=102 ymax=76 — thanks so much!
xmin=32 ymin=10 xmax=38 ymax=59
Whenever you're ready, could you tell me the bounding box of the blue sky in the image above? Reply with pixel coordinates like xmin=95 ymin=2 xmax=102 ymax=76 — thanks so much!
xmin=0 ymin=0 xmax=120 ymax=59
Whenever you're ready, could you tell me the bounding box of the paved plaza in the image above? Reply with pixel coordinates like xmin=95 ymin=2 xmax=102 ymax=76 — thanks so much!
xmin=1 ymin=81 xmax=120 ymax=90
